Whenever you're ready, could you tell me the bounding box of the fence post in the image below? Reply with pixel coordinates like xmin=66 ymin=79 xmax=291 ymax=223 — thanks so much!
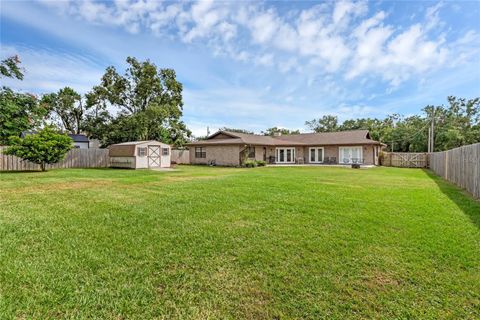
xmin=445 ymin=151 xmax=448 ymax=180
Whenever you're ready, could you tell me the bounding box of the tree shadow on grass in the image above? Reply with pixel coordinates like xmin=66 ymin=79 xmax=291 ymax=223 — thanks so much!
xmin=423 ymin=169 xmax=480 ymax=230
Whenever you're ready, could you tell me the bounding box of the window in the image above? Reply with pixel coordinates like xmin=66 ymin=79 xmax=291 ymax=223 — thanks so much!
xmin=340 ymin=146 xmax=363 ymax=164
xmin=195 ymin=147 xmax=206 ymax=158
xmin=162 ymin=148 xmax=169 ymax=156
xmin=248 ymin=146 xmax=255 ymax=158
xmin=309 ymin=147 xmax=324 ymax=163
xmin=138 ymin=147 xmax=147 ymax=157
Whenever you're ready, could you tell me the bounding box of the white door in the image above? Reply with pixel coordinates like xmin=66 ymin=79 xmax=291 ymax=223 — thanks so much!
xmin=309 ymin=147 xmax=324 ymax=163
xmin=148 ymin=146 xmax=161 ymax=167
xmin=339 ymin=147 xmax=363 ymax=164
xmin=160 ymin=147 xmax=170 ymax=168
xmin=276 ymin=148 xmax=295 ymax=163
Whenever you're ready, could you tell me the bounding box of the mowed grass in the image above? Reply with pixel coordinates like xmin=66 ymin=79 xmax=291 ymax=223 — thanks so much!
xmin=0 ymin=166 xmax=479 ymax=319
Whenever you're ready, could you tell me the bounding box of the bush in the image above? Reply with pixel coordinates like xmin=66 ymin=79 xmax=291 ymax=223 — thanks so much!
xmin=255 ymin=160 xmax=266 ymax=167
xmin=4 ymin=126 xmax=73 ymax=171
xmin=244 ymin=160 xmax=257 ymax=168
xmin=244 ymin=160 xmax=266 ymax=168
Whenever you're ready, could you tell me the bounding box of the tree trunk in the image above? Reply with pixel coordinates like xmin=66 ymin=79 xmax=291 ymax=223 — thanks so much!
xmin=41 ymin=163 xmax=46 ymax=171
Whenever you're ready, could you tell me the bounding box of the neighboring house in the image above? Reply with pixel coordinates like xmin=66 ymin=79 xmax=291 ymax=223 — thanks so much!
xmin=186 ymin=130 xmax=385 ymax=166
xmin=21 ymin=131 xmax=91 ymax=149
xmin=68 ymin=134 xmax=90 ymax=149
xmin=108 ymin=140 xmax=171 ymax=169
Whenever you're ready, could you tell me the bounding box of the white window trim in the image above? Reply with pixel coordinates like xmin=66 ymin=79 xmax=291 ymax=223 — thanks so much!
xmin=339 ymin=146 xmax=363 ymax=164
xmin=309 ymin=147 xmax=324 ymax=163
xmin=275 ymin=147 xmax=296 ymax=164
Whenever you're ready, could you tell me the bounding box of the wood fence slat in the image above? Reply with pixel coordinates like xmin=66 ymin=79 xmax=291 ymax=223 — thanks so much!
xmin=429 ymin=143 xmax=480 ymax=199
xmin=171 ymin=149 xmax=190 ymax=164
xmin=0 ymin=147 xmax=110 ymax=171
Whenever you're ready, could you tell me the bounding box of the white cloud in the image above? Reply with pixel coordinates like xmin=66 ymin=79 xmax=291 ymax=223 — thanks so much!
xmin=34 ymin=0 xmax=479 ymax=87
xmin=1 ymin=44 xmax=104 ymax=94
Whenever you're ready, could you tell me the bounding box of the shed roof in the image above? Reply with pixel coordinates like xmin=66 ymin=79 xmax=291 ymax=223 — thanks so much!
xmin=111 ymin=140 xmax=157 ymax=146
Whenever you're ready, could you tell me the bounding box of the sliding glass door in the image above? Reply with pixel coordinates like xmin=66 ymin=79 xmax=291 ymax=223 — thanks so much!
xmin=276 ymin=148 xmax=295 ymax=163
xmin=309 ymin=147 xmax=324 ymax=163
xmin=339 ymin=146 xmax=363 ymax=164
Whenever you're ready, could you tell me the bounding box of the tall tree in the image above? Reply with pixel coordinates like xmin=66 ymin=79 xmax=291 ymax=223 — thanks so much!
xmin=0 ymin=55 xmax=48 ymax=144
xmin=0 ymin=89 xmax=48 ymax=144
xmin=42 ymin=87 xmax=84 ymax=134
xmin=262 ymin=127 xmax=300 ymax=136
xmin=87 ymin=57 xmax=190 ymax=145
xmin=305 ymin=115 xmax=339 ymax=133
xmin=219 ymin=127 xmax=254 ymax=134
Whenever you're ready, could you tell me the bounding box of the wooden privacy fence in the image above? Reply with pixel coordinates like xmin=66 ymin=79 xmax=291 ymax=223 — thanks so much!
xmin=171 ymin=149 xmax=190 ymax=164
xmin=0 ymin=147 xmax=110 ymax=171
xmin=381 ymin=152 xmax=429 ymax=168
xmin=429 ymin=143 xmax=480 ymax=199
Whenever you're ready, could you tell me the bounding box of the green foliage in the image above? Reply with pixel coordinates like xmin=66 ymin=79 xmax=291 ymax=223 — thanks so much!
xmin=0 ymin=88 xmax=48 ymax=145
xmin=305 ymin=96 xmax=480 ymax=152
xmin=262 ymin=127 xmax=300 ymax=136
xmin=243 ymin=159 xmax=266 ymax=167
xmin=305 ymin=115 xmax=339 ymax=133
xmin=86 ymin=57 xmax=191 ymax=146
xmin=4 ymin=126 xmax=72 ymax=171
xmin=219 ymin=127 xmax=254 ymax=134
xmin=0 ymin=55 xmax=23 ymax=80
xmin=41 ymin=87 xmax=84 ymax=134
xmin=243 ymin=159 xmax=257 ymax=167
xmin=255 ymin=160 xmax=266 ymax=166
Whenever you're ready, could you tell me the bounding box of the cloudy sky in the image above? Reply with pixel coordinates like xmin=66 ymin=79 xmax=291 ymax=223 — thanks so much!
xmin=1 ymin=0 xmax=479 ymax=136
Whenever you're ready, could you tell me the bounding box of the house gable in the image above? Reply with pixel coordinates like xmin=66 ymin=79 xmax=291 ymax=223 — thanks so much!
xmin=209 ymin=132 xmax=237 ymax=140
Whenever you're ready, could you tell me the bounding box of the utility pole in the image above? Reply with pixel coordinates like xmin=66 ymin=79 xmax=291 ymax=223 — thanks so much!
xmin=431 ymin=108 xmax=435 ymax=152
xmin=207 ymin=126 xmax=210 ymax=137
xmin=428 ymin=127 xmax=431 ymax=153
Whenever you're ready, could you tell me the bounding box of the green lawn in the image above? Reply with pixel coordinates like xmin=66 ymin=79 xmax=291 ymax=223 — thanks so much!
xmin=0 ymin=166 xmax=479 ymax=319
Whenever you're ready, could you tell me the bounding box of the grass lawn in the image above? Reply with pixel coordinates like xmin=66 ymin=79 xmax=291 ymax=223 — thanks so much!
xmin=0 ymin=165 xmax=479 ymax=319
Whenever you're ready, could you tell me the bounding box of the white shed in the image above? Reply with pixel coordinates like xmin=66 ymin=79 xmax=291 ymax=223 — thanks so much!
xmin=108 ymin=141 xmax=171 ymax=169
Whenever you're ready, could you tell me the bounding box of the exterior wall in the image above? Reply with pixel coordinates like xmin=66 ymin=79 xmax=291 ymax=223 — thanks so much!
xmin=189 ymin=144 xmax=379 ymax=166
xmin=73 ymin=142 xmax=89 ymax=149
xmin=303 ymin=145 xmax=378 ymax=165
xmin=304 ymin=146 xmax=338 ymax=164
xmin=135 ymin=143 xmax=171 ymax=169
xmin=249 ymin=146 xmax=266 ymax=161
xmin=363 ymin=145 xmax=375 ymax=165
xmin=110 ymin=156 xmax=136 ymax=169
xmin=190 ymin=145 xmax=241 ymax=166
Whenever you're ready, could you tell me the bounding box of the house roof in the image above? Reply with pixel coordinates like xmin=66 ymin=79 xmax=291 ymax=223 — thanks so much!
xmin=22 ymin=131 xmax=89 ymax=143
xmin=187 ymin=130 xmax=385 ymax=147
xmin=67 ymin=134 xmax=89 ymax=143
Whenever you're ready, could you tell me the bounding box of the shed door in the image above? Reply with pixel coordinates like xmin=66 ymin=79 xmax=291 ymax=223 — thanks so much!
xmin=148 ymin=146 xmax=161 ymax=167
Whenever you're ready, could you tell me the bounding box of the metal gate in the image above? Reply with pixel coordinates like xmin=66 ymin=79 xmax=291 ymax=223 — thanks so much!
xmin=148 ymin=146 xmax=160 ymax=167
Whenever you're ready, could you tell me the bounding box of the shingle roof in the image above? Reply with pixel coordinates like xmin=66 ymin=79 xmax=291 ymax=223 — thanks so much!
xmin=187 ymin=130 xmax=384 ymax=146
xmin=67 ymin=134 xmax=89 ymax=143
xmin=111 ymin=140 xmax=157 ymax=146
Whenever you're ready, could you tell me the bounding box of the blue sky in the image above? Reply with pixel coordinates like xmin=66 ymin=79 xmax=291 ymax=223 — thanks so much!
xmin=1 ymin=0 xmax=479 ymax=136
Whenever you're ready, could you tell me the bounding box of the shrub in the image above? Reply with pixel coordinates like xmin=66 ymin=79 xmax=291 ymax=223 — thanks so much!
xmin=255 ymin=160 xmax=266 ymax=167
xmin=4 ymin=126 xmax=73 ymax=171
xmin=243 ymin=160 xmax=266 ymax=168
xmin=244 ymin=160 xmax=257 ymax=168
